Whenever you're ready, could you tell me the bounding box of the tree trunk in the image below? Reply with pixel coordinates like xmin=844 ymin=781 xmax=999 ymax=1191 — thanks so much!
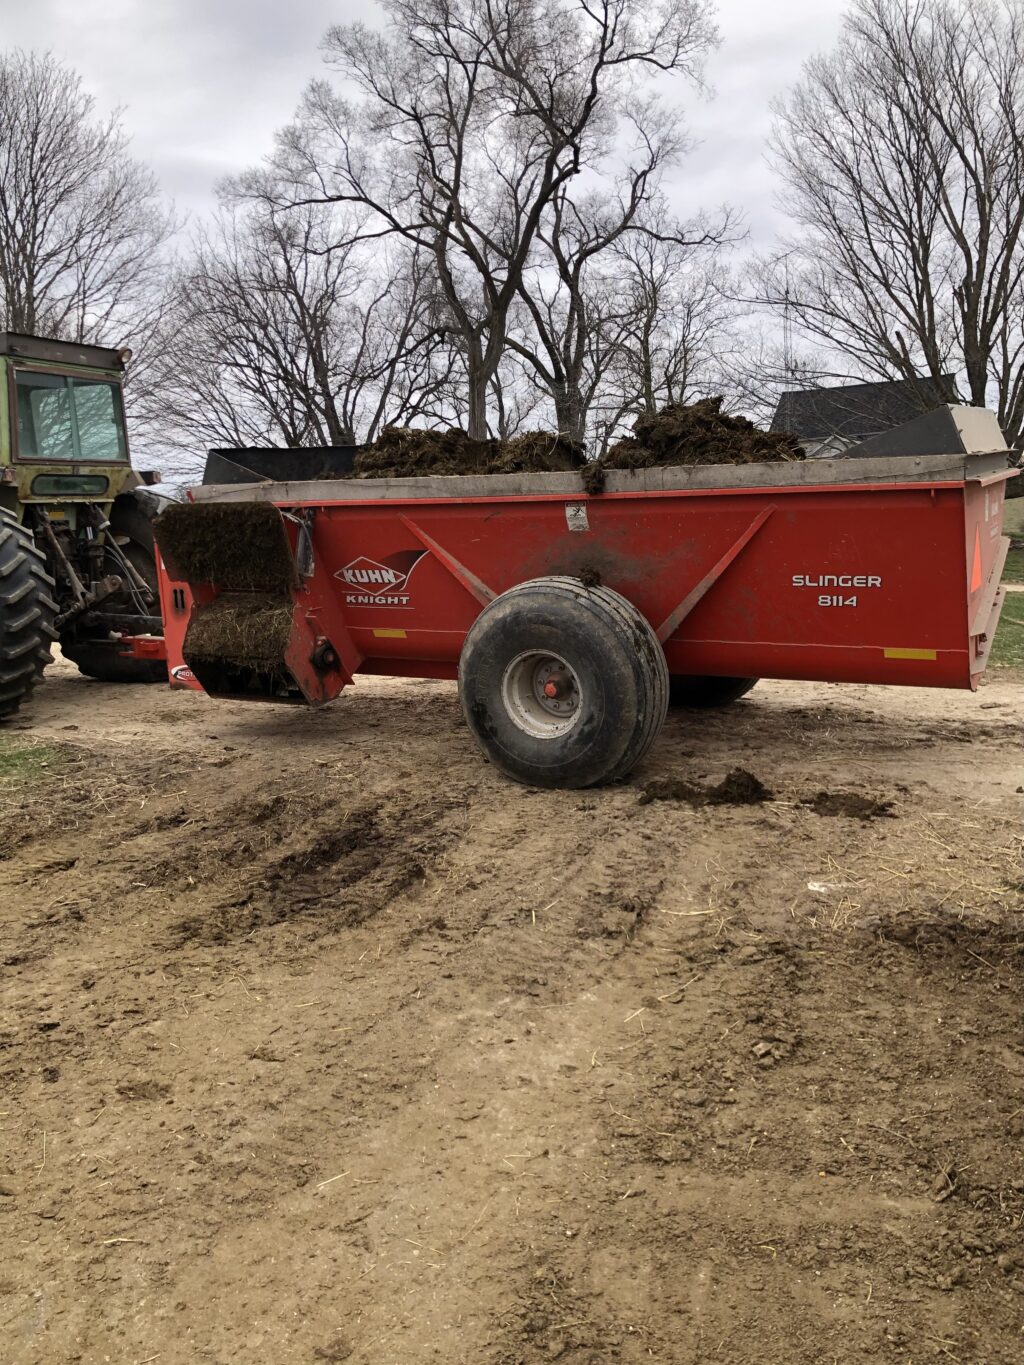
xmin=465 ymin=332 xmax=494 ymax=439
xmin=466 ymin=369 xmax=489 ymax=440
xmin=552 ymin=384 xmax=586 ymax=444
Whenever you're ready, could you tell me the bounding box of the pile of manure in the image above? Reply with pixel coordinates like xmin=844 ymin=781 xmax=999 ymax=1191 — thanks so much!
xmin=183 ymin=592 xmax=293 ymax=669
xmin=348 ymin=426 xmax=585 ymax=479
xmin=582 ymin=398 xmax=804 ymax=492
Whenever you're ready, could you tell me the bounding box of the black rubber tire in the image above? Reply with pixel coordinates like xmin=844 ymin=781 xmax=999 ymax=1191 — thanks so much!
xmin=61 ymin=496 xmax=167 ymax=684
xmin=668 ymin=675 xmax=759 ymax=708
xmin=0 ymin=506 xmax=58 ymax=720
xmin=458 ymin=575 xmax=669 ymax=788
xmin=61 ymin=639 xmax=167 ymax=685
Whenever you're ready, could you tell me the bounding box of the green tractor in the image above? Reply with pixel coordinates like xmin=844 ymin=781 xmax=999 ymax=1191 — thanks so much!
xmin=0 ymin=332 xmax=170 ymax=720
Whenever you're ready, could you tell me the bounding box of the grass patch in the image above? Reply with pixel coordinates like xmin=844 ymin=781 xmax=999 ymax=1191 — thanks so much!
xmin=1004 ymin=497 xmax=1024 ymax=538
xmin=991 ymin=609 xmax=1024 ymax=669
xmin=1003 ymin=546 xmax=1024 ymax=584
xmin=0 ymin=737 xmax=62 ymax=785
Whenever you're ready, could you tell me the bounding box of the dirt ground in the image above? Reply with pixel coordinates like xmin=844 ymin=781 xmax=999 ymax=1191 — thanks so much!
xmin=2 ymin=658 xmax=1023 ymax=1365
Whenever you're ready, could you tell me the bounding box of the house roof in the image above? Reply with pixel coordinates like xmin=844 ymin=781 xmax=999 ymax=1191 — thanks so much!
xmin=770 ymin=376 xmax=955 ymax=441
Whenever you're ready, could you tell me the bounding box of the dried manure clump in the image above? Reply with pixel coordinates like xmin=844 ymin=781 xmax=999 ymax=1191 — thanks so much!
xmin=492 ymin=431 xmax=587 ymax=474
xmin=350 ymin=426 xmax=585 ymax=479
xmin=802 ymin=790 xmax=896 ymax=820
xmin=581 ymin=398 xmax=804 ymax=492
xmin=639 ymin=768 xmax=774 ymax=807
xmin=183 ymin=592 xmax=293 ymax=670
xmin=155 ymin=502 xmax=298 ymax=592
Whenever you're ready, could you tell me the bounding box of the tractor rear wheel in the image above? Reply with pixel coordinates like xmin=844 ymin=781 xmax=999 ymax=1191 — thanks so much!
xmin=61 ymin=498 xmax=167 ymax=685
xmin=668 ymin=675 xmax=758 ymax=708
xmin=458 ymin=576 xmax=669 ymax=788
xmin=0 ymin=507 xmax=58 ymax=720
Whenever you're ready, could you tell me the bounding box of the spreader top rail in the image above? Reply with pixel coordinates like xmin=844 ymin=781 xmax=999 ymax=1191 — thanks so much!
xmin=189 ymin=450 xmax=1011 ymax=506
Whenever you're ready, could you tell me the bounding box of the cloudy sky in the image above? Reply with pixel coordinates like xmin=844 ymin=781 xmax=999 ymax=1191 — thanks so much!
xmin=3 ymin=0 xmax=850 ymax=245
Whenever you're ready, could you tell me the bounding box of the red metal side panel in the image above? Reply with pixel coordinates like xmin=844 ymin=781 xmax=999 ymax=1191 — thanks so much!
xmin=284 ymin=481 xmax=980 ymax=689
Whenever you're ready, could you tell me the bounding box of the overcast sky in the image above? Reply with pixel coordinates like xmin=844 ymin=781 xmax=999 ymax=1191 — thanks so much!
xmin=3 ymin=0 xmax=850 ymax=245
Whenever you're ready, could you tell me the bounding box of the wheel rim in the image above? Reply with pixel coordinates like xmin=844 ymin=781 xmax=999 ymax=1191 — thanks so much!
xmin=501 ymin=650 xmax=582 ymax=739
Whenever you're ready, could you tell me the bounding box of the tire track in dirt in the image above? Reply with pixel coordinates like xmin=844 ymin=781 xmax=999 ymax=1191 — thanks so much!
xmin=2 ymin=669 xmax=1023 ymax=1363
xmin=506 ymin=916 xmax=1024 ymax=1365
xmin=137 ymin=798 xmax=849 ymax=1362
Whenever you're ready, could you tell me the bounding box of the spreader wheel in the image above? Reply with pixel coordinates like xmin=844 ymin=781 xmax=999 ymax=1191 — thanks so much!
xmin=458 ymin=576 xmax=668 ymax=788
xmin=0 ymin=506 xmax=58 ymax=720
xmin=668 ymin=675 xmax=758 ymax=708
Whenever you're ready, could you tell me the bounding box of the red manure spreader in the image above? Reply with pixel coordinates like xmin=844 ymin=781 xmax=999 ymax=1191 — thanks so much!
xmin=154 ymin=406 xmax=1014 ymax=788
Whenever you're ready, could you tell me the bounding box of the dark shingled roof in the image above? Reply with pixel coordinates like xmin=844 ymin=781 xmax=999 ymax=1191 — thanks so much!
xmin=770 ymin=376 xmax=955 ymax=441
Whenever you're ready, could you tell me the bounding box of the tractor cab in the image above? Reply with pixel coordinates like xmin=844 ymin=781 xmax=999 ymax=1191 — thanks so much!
xmin=0 ymin=332 xmax=145 ymax=517
xmin=0 ymin=333 xmax=168 ymax=712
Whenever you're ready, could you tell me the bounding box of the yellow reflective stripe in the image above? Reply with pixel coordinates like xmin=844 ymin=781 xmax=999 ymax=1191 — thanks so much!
xmin=372 ymin=627 xmax=407 ymax=639
xmin=884 ymin=647 xmax=937 ymax=660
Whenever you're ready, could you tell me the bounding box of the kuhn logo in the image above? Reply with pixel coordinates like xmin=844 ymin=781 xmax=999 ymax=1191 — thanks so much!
xmin=340 ymin=557 xmax=408 ymax=593
xmin=335 ymin=550 xmax=427 ymax=606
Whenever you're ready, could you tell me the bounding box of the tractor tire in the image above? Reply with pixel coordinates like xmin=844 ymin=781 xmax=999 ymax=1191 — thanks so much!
xmin=458 ymin=575 xmax=669 ymax=788
xmin=61 ymin=495 xmax=168 ymax=685
xmin=61 ymin=640 xmax=167 ymax=686
xmin=668 ymin=675 xmax=758 ymax=708
xmin=0 ymin=506 xmax=58 ymax=720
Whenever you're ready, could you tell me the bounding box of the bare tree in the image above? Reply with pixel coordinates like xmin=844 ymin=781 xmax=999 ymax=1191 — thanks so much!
xmin=486 ymin=335 xmax=551 ymax=438
xmin=761 ymin=0 xmax=1024 ymax=442
xmin=592 ymin=219 xmax=737 ymax=448
xmin=0 ymin=50 xmax=173 ymax=343
xmin=505 ymin=187 xmax=628 ymax=443
xmin=145 ymin=198 xmax=457 ymax=473
xmin=244 ymin=0 xmax=717 ymax=439
xmin=716 ymin=327 xmax=829 ymax=430
xmin=508 ymin=180 xmax=731 ymax=443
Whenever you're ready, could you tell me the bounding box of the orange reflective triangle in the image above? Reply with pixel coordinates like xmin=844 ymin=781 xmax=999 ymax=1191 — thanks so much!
xmin=971 ymin=528 xmax=983 ymax=591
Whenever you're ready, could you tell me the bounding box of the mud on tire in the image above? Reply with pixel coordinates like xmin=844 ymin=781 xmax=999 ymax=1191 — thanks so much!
xmin=458 ymin=575 xmax=669 ymax=788
xmin=0 ymin=507 xmax=58 ymax=720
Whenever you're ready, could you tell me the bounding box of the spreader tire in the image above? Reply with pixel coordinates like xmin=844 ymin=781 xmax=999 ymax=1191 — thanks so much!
xmin=0 ymin=507 xmax=58 ymax=720
xmin=458 ymin=576 xmax=668 ymax=788
xmin=668 ymin=675 xmax=758 ymax=708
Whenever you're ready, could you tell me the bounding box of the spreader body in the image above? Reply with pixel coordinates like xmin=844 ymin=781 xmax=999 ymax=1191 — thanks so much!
xmin=156 ymin=436 xmax=1013 ymax=705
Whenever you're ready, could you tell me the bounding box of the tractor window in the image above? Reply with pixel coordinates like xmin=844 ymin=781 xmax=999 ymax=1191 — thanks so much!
xmin=71 ymin=379 xmax=128 ymax=462
xmin=14 ymin=370 xmax=128 ymax=463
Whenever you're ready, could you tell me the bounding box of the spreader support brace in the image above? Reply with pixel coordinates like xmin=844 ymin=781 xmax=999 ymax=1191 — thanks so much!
xmin=656 ymin=505 xmax=776 ymax=644
xmin=399 ymin=515 xmax=496 ymax=607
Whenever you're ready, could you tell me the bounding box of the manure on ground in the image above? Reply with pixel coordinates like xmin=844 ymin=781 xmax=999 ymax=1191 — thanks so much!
xmin=802 ymin=791 xmax=896 ymax=820
xmin=638 ymin=768 xmax=774 ymax=807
